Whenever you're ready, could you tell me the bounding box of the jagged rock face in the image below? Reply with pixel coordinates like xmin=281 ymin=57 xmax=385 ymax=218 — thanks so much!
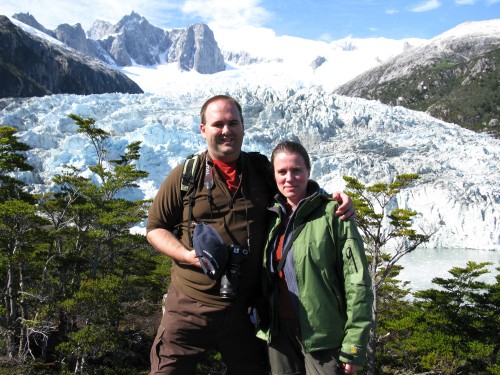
xmin=87 ymin=19 xmax=115 ymax=40
xmin=10 ymin=12 xmax=226 ymax=75
xmin=12 ymin=12 xmax=55 ymax=38
xmin=310 ymin=56 xmax=326 ymax=70
xmin=103 ymin=12 xmax=170 ymax=66
xmin=92 ymin=13 xmax=224 ymax=73
xmin=0 ymin=16 xmax=143 ymax=98
xmin=191 ymin=23 xmax=225 ymax=74
xmin=224 ymin=51 xmax=282 ymax=66
xmin=54 ymin=23 xmax=90 ymax=55
xmin=167 ymin=23 xmax=225 ymax=73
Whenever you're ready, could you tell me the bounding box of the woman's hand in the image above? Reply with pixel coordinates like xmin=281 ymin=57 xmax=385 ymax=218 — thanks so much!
xmin=341 ymin=362 xmax=360 ymax=374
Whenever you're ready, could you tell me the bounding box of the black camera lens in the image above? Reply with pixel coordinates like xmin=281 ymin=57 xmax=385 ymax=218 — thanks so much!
xmin=220 ymin=270 xmax=239 ymax=300
xmin=220 ymin=246 xmax=249 ymax=300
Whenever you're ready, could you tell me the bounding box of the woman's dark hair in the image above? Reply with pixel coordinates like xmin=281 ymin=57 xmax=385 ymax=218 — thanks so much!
xmin=271 ymin=141 xmax=311 ymax=173
xmin=200 ymin=95 xmax=244 ymax=125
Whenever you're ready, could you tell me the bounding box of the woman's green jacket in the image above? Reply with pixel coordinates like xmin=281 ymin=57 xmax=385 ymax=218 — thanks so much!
xmin=259 ymin=185 xmax=373 ymax=365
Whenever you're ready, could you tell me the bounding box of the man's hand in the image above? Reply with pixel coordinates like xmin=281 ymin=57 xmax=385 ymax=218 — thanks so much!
xmin=147 ymin=228 xmax=202 ymax=268
xmin=180 ymin=249 xmax=202 ymax=268
xmin=332 ymin=191 xmax=355 ymax=220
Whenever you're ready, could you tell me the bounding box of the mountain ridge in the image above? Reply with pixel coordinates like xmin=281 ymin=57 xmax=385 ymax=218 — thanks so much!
xmin=335 ymin=19 xmax=500 ymax=138
xmin=13 ymin=11 xmax=225 ymax=74
xmin=0 ymin=15 xmax=143 ymax=97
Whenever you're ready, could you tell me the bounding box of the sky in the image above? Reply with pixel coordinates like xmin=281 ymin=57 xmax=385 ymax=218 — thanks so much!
xmin=0 ymin=0 xmax=499 ymax=42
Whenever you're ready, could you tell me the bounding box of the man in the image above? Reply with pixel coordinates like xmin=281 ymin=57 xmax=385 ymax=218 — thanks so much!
xmin=147 ymin=95 xmax=354 ymax=374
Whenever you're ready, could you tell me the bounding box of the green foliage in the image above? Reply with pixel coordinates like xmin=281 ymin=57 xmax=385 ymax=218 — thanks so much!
xmin=0 ymin=126 xmax=33 ymax=173
xmin=69 ymin=114 xmax=110 ymax=165
xmin=344 ymin=174 xmax=432 ymax=290
xmin=56 ymin=325 xmax=126 ymax=371
xmin=0 ymin=115 xmax=168 ymax=373
xmin=0 ymin=126 xmax=34 ymax=202
xmin=344 ymin=174 xmax=436 ymax=374
xmin=196 ymin=350 xmax=227 ymax=374
xmin=379 ymin=262 xmax=499 ymax=374
xmin=60 ymin=276 xmax=124 ymax=325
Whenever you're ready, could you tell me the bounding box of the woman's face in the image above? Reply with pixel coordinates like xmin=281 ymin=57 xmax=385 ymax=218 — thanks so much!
xmin=273 ymin=151 xmax=310 ymax=209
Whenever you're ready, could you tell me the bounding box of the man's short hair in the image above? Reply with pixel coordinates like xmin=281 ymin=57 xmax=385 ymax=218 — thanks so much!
xmin=200 ymin=95 xmax=244 ymax=125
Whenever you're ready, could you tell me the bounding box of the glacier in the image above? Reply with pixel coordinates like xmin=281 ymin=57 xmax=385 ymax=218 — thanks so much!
xmin=1 ymin=86 xmax=499 ymax=251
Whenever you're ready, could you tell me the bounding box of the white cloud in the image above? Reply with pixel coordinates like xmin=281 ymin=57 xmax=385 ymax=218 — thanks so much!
xmin=179 ymin=0 xmax=276 ymax=53
xmin=0 ymin=0 xmax=183 ymax=30
xmin=181 ymin=0 xmax=272 ymax=29
xmin=385 ymin=9 xmax=399 ymax=14
xmin=486 ymin=0 xmax=500 ymax=4
xmin=409 ymin=0 xmax=441 ymax=12
xmin=454 ymin=0 xmax=476 ymax=4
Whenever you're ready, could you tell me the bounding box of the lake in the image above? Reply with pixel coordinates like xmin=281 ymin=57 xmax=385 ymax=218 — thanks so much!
xmin=391 ymin=248 xmax=500 ymax=291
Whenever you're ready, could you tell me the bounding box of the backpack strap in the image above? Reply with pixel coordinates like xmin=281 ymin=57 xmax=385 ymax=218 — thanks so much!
xmin=181 ymin=154 xmax=201 ymax=193
xmin=180 ymin=154 xmax=202 ymax=247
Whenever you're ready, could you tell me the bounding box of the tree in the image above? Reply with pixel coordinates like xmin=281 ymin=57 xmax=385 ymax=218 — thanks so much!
xmin=0 ymin=200 xmax=50 ymax=360
xmin=0 ymin=127 xmax=53 ymax=361
xmin=49 ymin=114 xmax=150 ymax=280
xmin=56 ymin=276 xmax=126 ymax=373
xmin=382 ymin=262 xmax=499 ymax=374
xmin=372 ymin=265 xmax=414 ymax=373
xmin=39 ymin=115 xmax=164 ymax=372
xmin=344 ymin=174 xmax=436 ymax=374
xmin=0 ymin=126 xmax=34 ymax=202
xmin=0 ymin=117 xmax=169 ymax=372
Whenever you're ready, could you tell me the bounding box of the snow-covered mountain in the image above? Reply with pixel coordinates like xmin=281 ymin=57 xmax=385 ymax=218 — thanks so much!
xmin=119 ymin=27 xmax=426 ymax=95
xmin=1 ymin=16 xmax=499 ymax=250
xmin=8 ymin=11 xmax=427 ymax=94
xmin=337 ymin=19 xmax=500 ymax=90
xmin=334 ymin=20 xmax=500 ymax=136
xmin=1 ymin=86 xmax=499 ymax=250
xmin=12 ymin=12 xmax=226 ymax=75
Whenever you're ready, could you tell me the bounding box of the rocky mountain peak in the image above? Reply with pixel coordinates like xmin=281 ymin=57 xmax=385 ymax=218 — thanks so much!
xmin=12 ymin=12 xmax=55 ymax=38
xmin=100 ymin=12 xmax=169 ymax=66
xmin=87 ymin=19 xmax=115 ymax=40
xmin=54 ymin=23 xmax=89 ymax=55
xmin=167 ymin=23 xmax=225 ymax=73
xmin=14 ymin=11 xmax=226 ymax=74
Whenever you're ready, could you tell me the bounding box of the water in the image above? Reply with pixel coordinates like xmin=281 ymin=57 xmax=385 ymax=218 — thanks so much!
xmin=391 ymin=248 xmax=500 ymax=291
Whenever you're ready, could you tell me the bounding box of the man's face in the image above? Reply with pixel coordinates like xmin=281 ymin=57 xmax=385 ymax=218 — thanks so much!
xmin=200 ymin=99 xmax=244 ymax=163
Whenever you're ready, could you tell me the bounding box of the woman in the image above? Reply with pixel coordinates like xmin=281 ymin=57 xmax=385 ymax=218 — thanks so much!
xmin=260 ymin=141 xmax=373 ymax=375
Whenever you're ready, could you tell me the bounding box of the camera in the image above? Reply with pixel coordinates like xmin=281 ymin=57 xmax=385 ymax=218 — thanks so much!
xmin=220 ymin=245 xmax=249 ymax=300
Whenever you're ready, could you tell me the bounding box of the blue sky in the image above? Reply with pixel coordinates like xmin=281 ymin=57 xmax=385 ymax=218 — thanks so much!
xmin=1 ymin=0 xmax=498 ymax=41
